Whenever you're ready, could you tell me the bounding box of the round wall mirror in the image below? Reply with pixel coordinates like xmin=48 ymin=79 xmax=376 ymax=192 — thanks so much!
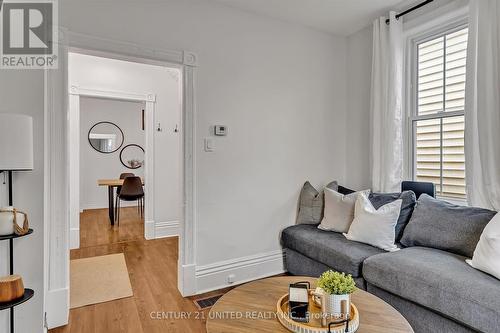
xmin=88 ymin=121 xmax=124 ymax=154
xmin=120 ymin=144 xmax=145 ymax=169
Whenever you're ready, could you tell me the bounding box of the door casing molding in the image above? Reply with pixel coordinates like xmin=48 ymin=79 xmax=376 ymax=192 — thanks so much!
xmin=44 ymin=28 xmax=198 ymax=329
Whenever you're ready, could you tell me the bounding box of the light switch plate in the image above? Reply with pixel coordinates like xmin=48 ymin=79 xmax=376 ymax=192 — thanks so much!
xmin=204 ymin=138 xmax=214 ymax=152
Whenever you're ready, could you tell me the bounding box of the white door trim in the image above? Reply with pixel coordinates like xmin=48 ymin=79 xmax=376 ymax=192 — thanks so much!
xmin=68 ymin=86 xmax=157 ymax=248
xmin=71 ymin=86 xmax=157 ymax=102
xmin=44 ymin=28 xmax=198 ymax=329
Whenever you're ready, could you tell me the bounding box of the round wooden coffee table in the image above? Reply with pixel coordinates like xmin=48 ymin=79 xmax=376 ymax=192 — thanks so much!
xmin=206 ymin=276 xmax=413 ymax=333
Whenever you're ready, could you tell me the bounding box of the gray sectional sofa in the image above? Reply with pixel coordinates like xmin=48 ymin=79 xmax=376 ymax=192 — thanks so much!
xmin=281 ymin=190 xmax=500 ymax=333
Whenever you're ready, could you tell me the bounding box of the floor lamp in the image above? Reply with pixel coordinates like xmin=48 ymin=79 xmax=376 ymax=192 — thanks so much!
xmin=0 ymin=113 xmax=34 ymax=333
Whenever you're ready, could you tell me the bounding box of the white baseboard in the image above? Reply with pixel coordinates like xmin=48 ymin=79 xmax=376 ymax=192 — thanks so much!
xmin=155 ymin=221 xmax=180 ymax=238
xmin=80 ymin=202 xmax=137 ymax=211
xmin=46 ymin=287 xmax=69 ymax=329
xmin=178 ymin=262 xmax=197 ymax=296
xmin=145 ymin=220 xmax=155 ymax=240
xmin=145 ymin=220 xmax=179 ymax=240
xmin=195 ymin=250 xmax=285 ymax=295
xmin=69 ymin=228 xmax=79 ymax=249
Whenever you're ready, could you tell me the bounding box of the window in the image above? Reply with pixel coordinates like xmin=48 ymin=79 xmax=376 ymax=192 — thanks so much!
xmin=411 ymin=26 xmax=468 ymax=199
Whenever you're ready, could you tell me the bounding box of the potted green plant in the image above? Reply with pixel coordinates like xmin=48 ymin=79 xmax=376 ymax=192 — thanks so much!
xmin=317 ymin=270 xmax=356 ymax=318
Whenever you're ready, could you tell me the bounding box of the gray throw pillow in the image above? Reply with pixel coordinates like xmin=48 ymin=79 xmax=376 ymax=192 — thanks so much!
xmin=369 ymin=191 xmax=417 ymax=241
xmin=400 ymin=194 xmax=496 ymax=257
xmin=297 ymin=181 xmax=338 ymax=225
xmin=338 ymin=185 xmax=355 ymax=195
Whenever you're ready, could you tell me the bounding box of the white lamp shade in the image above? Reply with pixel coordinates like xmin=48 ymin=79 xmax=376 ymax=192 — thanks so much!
xmin=0 ymin=114 xmax=34 ymax=170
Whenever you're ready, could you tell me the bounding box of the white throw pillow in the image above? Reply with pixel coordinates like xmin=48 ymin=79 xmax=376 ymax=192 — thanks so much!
xmin=344 ymin=192 xmax=402 ymax=252
xmin=318 ymin=188 xmax=370 ymax=233
xmin=466 ymin=212 xmax=500 ymax=280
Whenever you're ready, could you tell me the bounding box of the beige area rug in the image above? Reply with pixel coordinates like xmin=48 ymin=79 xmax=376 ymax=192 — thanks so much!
xmin=70 ymin=253 xmax=133 ymax=309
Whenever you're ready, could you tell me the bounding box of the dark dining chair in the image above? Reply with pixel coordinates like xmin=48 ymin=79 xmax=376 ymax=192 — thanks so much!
xmin=116 ymin=176 xmax=144 ymax=225
xmin=115 ymin=172 xmax=135 ymax=218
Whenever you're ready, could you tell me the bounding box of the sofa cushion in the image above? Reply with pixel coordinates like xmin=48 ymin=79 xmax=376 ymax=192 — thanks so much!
xmin=400 ymin=194 xmax=496 ymax=257
xmin=281 ymin=224 xmax=384 ymax=277
xmin=363 ymin=247 xmax=500 ymax=333
xmin=297 ymin=181 xmax=338 ymax=225
xmin=467 ymin=212 xmax=500 ymax=280
xmin=284 ymin=248 xmax=367 ymax=290
xmin=333 ymin=187 xmax=417 ymax=241
xmin=368 ymin=191 xmax=416 ymax=241
xmin=318 ymin=188 xmax=369 ymax=233
xmin=345 ymin=192 xmax=402 ymax=251
xmin=337 ymin=185 xmax=355 ymax=195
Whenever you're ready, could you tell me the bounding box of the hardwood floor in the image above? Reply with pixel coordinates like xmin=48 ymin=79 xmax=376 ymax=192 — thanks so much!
xmin=79 ymin=206 xmax=145 ymax=248
xmin=50 ymin=208 xmax=209 ymax=333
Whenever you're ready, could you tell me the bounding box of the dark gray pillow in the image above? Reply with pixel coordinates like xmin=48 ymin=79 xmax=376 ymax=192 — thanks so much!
xmin=400 ymin=194 xmax=496 ymax=257
xmin=297 ymin=181 xmax=337 ymax=225
xmin=369 ymin=191 xmax=417 ymax=241
xmin=338 ymin=185 xmax=355 ymax=195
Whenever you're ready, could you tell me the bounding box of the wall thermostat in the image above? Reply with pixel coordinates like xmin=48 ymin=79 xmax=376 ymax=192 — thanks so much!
xmin=214 ymin=125 xmax=227 ymax=136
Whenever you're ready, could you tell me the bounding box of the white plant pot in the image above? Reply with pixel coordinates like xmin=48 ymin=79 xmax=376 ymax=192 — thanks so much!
xmin=0 ymin=207 xmax=25 ymax=236
xmin=324 ymin=293 xmax=351 ymax=318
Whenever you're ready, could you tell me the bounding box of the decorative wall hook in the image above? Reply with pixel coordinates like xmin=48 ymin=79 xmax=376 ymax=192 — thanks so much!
xmin=174 ymin=124 xmax=179 ymax=133
xmin=157 ymin=123 xmax=162 ymax=132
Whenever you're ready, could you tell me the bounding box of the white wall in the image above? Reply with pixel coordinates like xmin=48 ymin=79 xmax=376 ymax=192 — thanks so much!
xmin=345 ymin=25 xmax=373 ymax=190
xmin=69 ymin=53 xmax=182 ymax=228
xmin=0 ymin=73 xmax=44 ymax=333
xmin=61 ymin=0 xmax=348 ymax=291
xmin=79 ymin=97 xmax=145 ymax=210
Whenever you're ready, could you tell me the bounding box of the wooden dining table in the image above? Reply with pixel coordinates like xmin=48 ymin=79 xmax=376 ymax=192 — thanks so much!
xmin=98 ymin=178 xmax=144 ymax=225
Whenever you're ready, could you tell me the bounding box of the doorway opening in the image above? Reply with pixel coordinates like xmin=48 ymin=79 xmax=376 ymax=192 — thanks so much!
xmin=67 ymin=51 xmax=183 ymax=249
xmin=80 ymin=97 xmax=146 ymax=247
xmin=44 ymin=36 xmax=198 ymax=329
xmin=65 ymin=50 xmax=184 ymax=314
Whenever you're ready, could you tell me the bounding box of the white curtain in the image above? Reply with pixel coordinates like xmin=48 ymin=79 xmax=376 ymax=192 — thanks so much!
xmin=370 ymin=12 xmax=404 ymax=192
xmin=465 ymin=0 xmax=500 ymax=210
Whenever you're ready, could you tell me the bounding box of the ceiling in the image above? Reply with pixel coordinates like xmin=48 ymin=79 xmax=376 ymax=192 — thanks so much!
xmin=211 ymin=0 xmax=416 ymax=36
